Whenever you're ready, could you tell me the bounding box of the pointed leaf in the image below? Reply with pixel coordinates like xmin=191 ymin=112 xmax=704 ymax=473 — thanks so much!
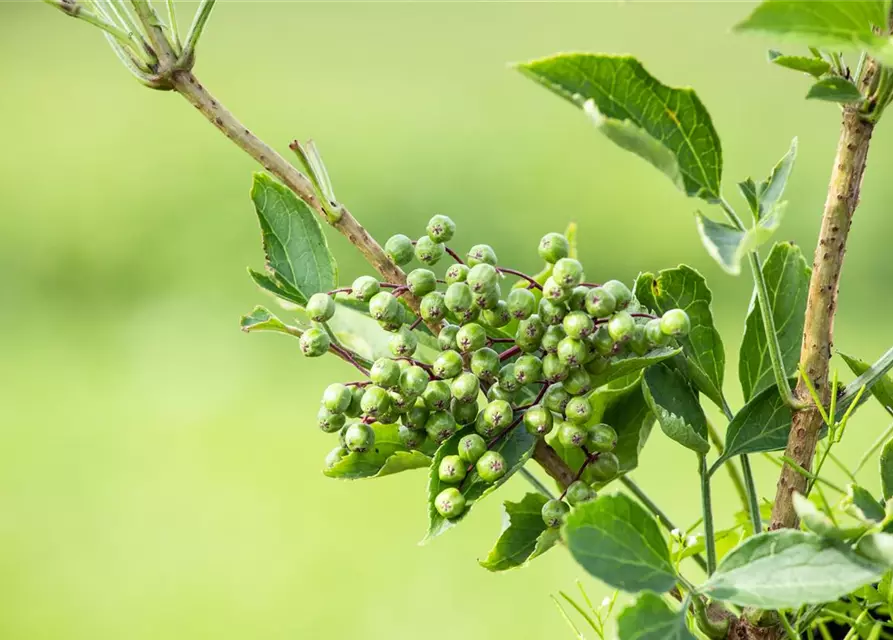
xmin=251 ymin=173 xmax=337 ymax=304
xmin=758 ymin=137 xmax=798 ymax=216
xmin=479 ymin=493 xmax=559 ymax=571
xmin=617 ymin=593 xmax=695 ymax=640
xmin=769 ymin=52 xmax=832 ymax=77
xmin=840 ymin=352 xmax=893 ymax=415
xmin=712 ymin=383 xmax=793 ymax=473
xmin=882 ymin=439 xmax=893 ymax=500
xmin=702 ymin=530 xmax=885 ymax=607
xmin=739 ymin=242 xmax=811 ymax=401
xmin=239 ymin=305 xmax=292 ymax=334
xmin=642 ymin=363 xmax=710 ymax=454
xmin=836 ymin=346 xmax=893 ymax=420
xmin=248 ymin=268 xmax=307 ymax=307
xmin=325 ymin=423 xmax=435 ymax=480
xmin=695 ymin=205 xmax=786 ymax=275
xmin=589 ymin=346 xmax=682 ymax=389
xmin=517 ymin=54 xmax=722 ymax=201
xmin=563 ymin=493 xmax=676 ymax=593
xmin=424 ymin=426 xmax=536 ymax=542
xmin=807 ymin=76 xmax=864 ymax=103
xmin=847 ymin=484 xmax=886 ymax=523
xmin=634 ymin=266 xmax=725 ymax=408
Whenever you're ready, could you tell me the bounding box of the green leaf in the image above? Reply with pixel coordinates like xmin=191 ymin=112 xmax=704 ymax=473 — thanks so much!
xmin=836 ymin=346 xmax=893 ymax=420
xmin=806 ymin=76 xmax=864 ymax=103
xmin=248 ymin=268 xmax=307 ymax=307
xmin=881 ymin=439 xmax=893 ymax=500
xmin=694 ymin=205 xmax=785 ymax=275
xmin=712 ymin=383 xmax=793 ymax=473
xmin=325 ymin=423 xmax=434 ymax=480
xmin=239 ymin=305 xmax=292 ymax=334
xmin=589 ymin=346 xmax=682 ymax=389
xmin=517 ymin=54 xmax=722 ymax=201
xmin=424 ymin=426 xmax=537 ymax=542
xmin=768 ymin=51 xmax=832 ymax=77
xmin=564 ymin=493 xmax=676 ymax=593
xmin=642 ymin=363 xmax=710 ymax=454
xmin=251 ymin=173 xmax=337 ymax=305
xmin=739 ymin=242 xmax=811 ymax=401
xmin=840 ymin=352 xmax=893 ymax=415
xmin=856 ymin=533 xmax=893 ymax=567
xmin=634 ymin=266 xmax=726 ymax=408
xmin=702 ymin=530 xmax=886 ymax=608
xmin=617 ymin=593 xmax=695 ymax=640
xmin=758 ymin=137 xmax=798 ymax=217
xmin=479 ymin=493 xmax=559 ymax=571
xmin=735 ymin=1 xmax=893 ymax=60
xmin=847 ymin=484 xmax=886 ymax=523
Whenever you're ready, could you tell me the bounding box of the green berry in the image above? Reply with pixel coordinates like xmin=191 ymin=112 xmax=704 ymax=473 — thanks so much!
xmin=472 ymin=283 xmax=501 ymax=310
xmin=445 ymin=263 xmax=469 ymax=285
xmin=300 ymin=327 xmax=330 ymax=357
xmin=325 ymin=445 xmax=347 ymax=469
xmin=543 ymin=383 xmax=571 ymax=414
xmin=497 ymin=364 xmax=520 ymax=392
xmin=538 ymin=232 xmax=569 ymax=263
xmin=565 ymin=396 xmax=593 ymax=424
xmin=360 ymin=385 xmax=392 ymax=417
xmin=602 ymin=280 xmax=632 ymax=310
xmin=483 ymin=399 xmax=514 ymax=431
xmin=541 ymin=499 xmax=570 ymax=528
xmin=507 ymin=288 xmax=537 ymax=320
xmin=403 ymin=399 xmax=430 ymax=429
xmin=588 ymin=423 xmax=618 ymax=453
xmin=552 ymin=258 xmax=584 ymax=289
xmin=406 ymin=268 xmax=437 ymax=297
xmin=467 ymin=263 xmax=499 ymax=293
xmin=645 ymin=318 xmax=672 ymax=346
xmin=420 ymin=291 xmax=447 ymax=322
xmin=433 ymin=349 xmax=463 ymax=380
xmin=567 ymin=286 xmax=588 ymax=311
xmin=426 ymin=214 xmax=456 ymax=242
xmin=456 ymin=323 xmax=487 ymax=353
xmin=317 ymin=406 xmax=346 ymax=433
xmin=466 ymin=244 xmax=497 ymax=267
xmin=542 ymin=353 xmax=569 ymax=382
xmin=423 ymin=380 xmax=452 ymax=411
xmin=630 ymin=324 xmax=649 ymax=356
xmin=558 ymin=421 xmax=588 ymax=448
xmin=584 ymin=356 xmax=608 ymax=376
xmin=452 ymin=398 xmax=479 ymax=425
xmin=541 ymin=325 xmax=566 ymax=354
xmin=471 ymin=347 xmax=500 ymax=383
xmin=389 ymin=326 xmax=418 ymax=358
xmin=445 ymin=282 xmax=474 ymax=316
xmin=487 ymin=384 xmax=514 ymax=404
xmin=542 ymin=277 xmax=570 ymax=303
xmin=398 ymin=424 xmax=427 ymax=450
xmin=322 ymin=383 xmax=352 ymax=413
xmin=523 ymin=404 xmax=554 ymax=437
xmin=385 ymin=234 xmax=415 ymax=266
xmin=557 ymin=337 xmax=588 ymax=367
xmin=400 ymin=365 xmax=430 ymax=398
xmin=566 ymin=481 xmax=597 ymax=506
xmin=344 ymin=423 xmax=375 ymax=453
xmin=563 ymin=310 xmax=595 ymax=339
xmin=351 ymin=275 xmax=381 ymax=302
xmin=539 ymin=298 xmax=567 ymax=325
xmin=388 ymin=390 xmax=413 ymax=414
xmin=438 ymin=454 xmax=466 ymax=484
xmin=584 ymin=287 xmax=616 ymax=318
xmin=585 ymin=452 xmax=620 ymax=482
xmin=425 ymin=411 xmax=458 ymax=444
xmin=476 ymin=451 xmax=507 ymax=483
xmin=481 ymin=301 xmax=511 ymax=328
xmin=590 ymin=326 xmax=614 ymax=356
xmin=660 ymin=309 xmax=691 ymax=337
xmin=435 ymin=487 xmax=466 ymax=519
xmin=345 ymin=386 xmax=365 ymax=418
xmin=514 ymin=354 xmax=543 ymax=385
xmin=607 ymin=311 xmax=635 ymax=343
xmin=415 ymin=236 xmax=445 ymax=265
xmin=451 ymin=372 xmax=481 ymax=403
xmin=517 ymin=314 xmax=545 ymax=344
xmin=437 ymin=324 xmax=460 ymax=351
xmin=369 ymin=291 xmax=401 ymax=324
xmin=307 ymin=292 xmax=336 ymax=322
xmin=457 ymin=433 xmax=487 ymax=463
xmin=370 ymin=357 xmax=401 ymax=388
xmin=563 ymin=367 xmax=593 ymax=396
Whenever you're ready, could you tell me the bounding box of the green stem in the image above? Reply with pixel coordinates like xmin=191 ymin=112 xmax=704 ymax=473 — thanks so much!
xmin=739 ymin=455 xmax=762 ymax=534
xmin=779 ymin=611 xmax=799 ymax=640
xmin=166 ymin=0 xmax=182 ymax=53
xmin=699 ymin=455 xmax=716 ymax=575
xmin=779 ymin=455 xmax=846 ymax=494
xmin=854 ymin=420 xmax=893 ymax=475
xmin=180 ymin=0 xmax=216 ymax=66
xmin=706 ymin=418 xmax=750 ymax=515
xmin=692 ymin=595 xmax=730 ymax=639
xmin=843 ymin=610 xmax=871 ymax=640
xmin=519 ymin=467 xmax=555 ymax=500
xmin=44 ymin=0 xmax=145 ymax=60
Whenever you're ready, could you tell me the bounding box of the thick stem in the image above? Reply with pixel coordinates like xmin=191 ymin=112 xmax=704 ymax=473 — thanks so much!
xmin=770 ymin=108 xmax=874 ymax=531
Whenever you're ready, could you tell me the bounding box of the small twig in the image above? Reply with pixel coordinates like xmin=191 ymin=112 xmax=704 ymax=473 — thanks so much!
xmin=519 ymin=468 xmax=555 ymax=500
xmin=409 ymin=316 xmax=423 ymax=330
xmin=499 ymin=345 xmax=521 ymax=362
xmin=444 ymin=246 xmax=465 ymax=265
xmin=179 ymin=0 xmax=216 ymax=66
xmin=496 ymin=267 xmax=543 ymax=291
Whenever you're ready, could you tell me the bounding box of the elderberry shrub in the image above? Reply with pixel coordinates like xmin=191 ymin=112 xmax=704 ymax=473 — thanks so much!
xmin=306 ymin=217 xmax=692 ymax=520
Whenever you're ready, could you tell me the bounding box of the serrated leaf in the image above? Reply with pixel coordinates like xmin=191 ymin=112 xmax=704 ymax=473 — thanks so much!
xmin=424 ymin=426 xmax=536 ymax=542
xmin=325 ymin=423 xmax=435 ymax=480
xmin=239 ymin=305 xmax=291 ymax=334
xmin=836 ymin=347 xmax=893 ymax=420
xmin=840 ymin=352 xmax=893 ymax=416
xmin=617 ymin=592 xmax=695 ymax=640
xmin=848 ymin=484 xmax=886 ymax=523
xmin=517 ymin=54 xmax=722 ymax=201
xmin=634 ymin=266 xmax=725 ymax=408
xmin=806 ymin=76 xmax=864 ymax=103
xmin=642 ymin=363 xmax=710 ymax=454
xmin=251 ymin=173 xmax=337 ymax=304
xmin=712 ymin=383 xmax=793 ymax=473
xmin=735 ymin=1 xmax=893 ymax=62
xmin=702 ymin=530 xmax=885 ymax=608
xmin=769 ymin=52 xmax=832 ymax=77
xmin=739 ymin=242 xmax=810 ymax=401
xmin=590 ymin=346 xmax=682 ymax=389
xmin=882 ymin=439 xmax=893 ymax=500
xmin=479 ymin=492 xmax=559 ymax=571
xmin=564 ymin=493 xmax=675 ymax=593
xmin=695 ymin=207 xmax=785 ymax=275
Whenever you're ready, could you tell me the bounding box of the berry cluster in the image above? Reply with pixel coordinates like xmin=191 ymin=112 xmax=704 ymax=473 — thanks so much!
xmin=304 ymin=215 xmax=691 ymax=528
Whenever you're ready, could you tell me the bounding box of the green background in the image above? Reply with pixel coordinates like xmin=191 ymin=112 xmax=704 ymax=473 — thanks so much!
xmin=2 ymin=2 xmax=892 ymax=638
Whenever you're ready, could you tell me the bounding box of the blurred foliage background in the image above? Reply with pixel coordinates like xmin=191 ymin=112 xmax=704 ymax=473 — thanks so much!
xmin=1 ymin=1 xmax=892 ymax=638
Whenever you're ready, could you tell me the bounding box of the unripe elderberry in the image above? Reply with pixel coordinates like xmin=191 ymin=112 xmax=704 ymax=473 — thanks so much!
xmin=433 ymin=350 xmax=463 ymax=380
xmin=385 ymin=234 xmax=415 ymax=266
xmin=523 ymin=404 xmax=554 ymax=437
xmin=476 ymin=451 xmax=507 ymax=483
xmin=344 ymin=423 xmax=375 ymax=453
xmin=660 ymin=309 xmax=691 ymax=337
xmin=457 ymin=433 xmax=487 ymax=463
xmin=415 ymin=236 xmax=445 ymax=265
xmin=542 ymin=499 xmax=570 ymax=528
xmin=307 ymin=293 xmax=335 ymax=322
xmin=435 ymin=487 xmax=466 ymax=519
xmin=438 ymin=454 xmax=466 ymax=484
xmin=456 ymin=323 xmax=487 ymax=353
xmin=300 ymin=327 xmax=330 ymax=357
xmin=552 ymin=258 xmax=584 ymax=289
xmin=538 ymin=232 xmax=569 ymax=264
xmin=406 ymin=268 xmax=437 ymax=297
xmin=588 ymin=423 xmax=618 ymax=453
xmin=466 ymin=244 xmax=497 ymax=267
xmin=322 ymin=383 xmax=352 ymax=413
